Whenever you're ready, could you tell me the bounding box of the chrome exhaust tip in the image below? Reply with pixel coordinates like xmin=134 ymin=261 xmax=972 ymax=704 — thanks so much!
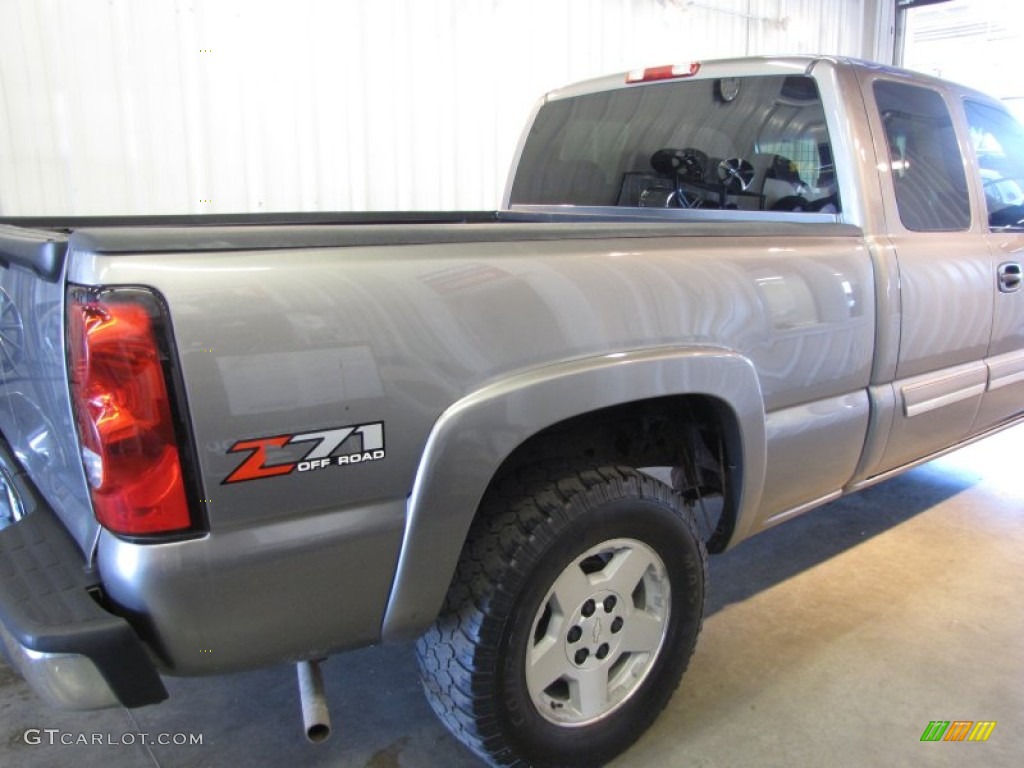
xmin=297 ymin=659 xmax=331 ymax=743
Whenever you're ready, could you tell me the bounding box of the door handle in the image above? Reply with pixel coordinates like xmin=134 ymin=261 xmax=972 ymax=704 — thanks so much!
xmin=999 ymin=262 xmax=1022 ymax=293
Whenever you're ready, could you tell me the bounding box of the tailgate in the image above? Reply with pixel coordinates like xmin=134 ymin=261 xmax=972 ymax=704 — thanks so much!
xmin=0 ymin=225 xmax=97 ymax=555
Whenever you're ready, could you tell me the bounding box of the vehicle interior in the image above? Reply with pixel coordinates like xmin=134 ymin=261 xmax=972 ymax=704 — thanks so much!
xmin=510 ymin=74 xmax=840 ymax=214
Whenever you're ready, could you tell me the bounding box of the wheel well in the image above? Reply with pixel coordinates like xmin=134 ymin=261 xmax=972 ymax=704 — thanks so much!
xmin=486 ymin=395 xmax=742 ymax=553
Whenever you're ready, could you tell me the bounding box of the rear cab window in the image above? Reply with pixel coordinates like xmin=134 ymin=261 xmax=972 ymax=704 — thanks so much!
xmin=964 ymin=100 xmax=1024 ymax=230
xmin=872 ymin=81 xmax=971 ymax=232
xmin=509 ymin=74 xmax=840 ymax=214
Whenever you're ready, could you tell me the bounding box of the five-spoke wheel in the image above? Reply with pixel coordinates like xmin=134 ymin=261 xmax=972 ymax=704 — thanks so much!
xmin=527 ymin=538 xmax=671 ymax=726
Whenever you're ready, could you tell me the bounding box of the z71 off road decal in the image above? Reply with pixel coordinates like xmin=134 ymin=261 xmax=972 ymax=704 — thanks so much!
xmin=223 ymin=422 xmax=385 ymax=484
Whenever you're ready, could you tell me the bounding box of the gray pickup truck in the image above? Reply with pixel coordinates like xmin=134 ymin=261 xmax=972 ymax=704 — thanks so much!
xmin=1 ymin=55 xmax=1023 ymax=767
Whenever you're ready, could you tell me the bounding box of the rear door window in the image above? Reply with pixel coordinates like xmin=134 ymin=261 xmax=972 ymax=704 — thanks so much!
xmin=873 ymin=81 xmax=971 ymax=232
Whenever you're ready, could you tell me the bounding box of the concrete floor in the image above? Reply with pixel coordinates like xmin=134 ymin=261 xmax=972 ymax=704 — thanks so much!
xmin=2 ymin=426 xmax=1022 ymax=768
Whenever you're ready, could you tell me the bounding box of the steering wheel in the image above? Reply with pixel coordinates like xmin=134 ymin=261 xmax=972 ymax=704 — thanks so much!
xmin=982 ymin=174 xmax=1024 ymax=188
xmin=980 ymin=176 xmax=1024 ymax=227
xmin=989 ymin=203 xmax=1024 ymax=228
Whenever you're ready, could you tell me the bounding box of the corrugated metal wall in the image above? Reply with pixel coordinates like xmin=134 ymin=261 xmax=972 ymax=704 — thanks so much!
xmin=0 ymin=0 xmax=893 ymax=215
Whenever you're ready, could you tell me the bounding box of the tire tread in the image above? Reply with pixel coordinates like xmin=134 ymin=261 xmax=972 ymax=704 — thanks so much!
xmin=415 ymin=462 xmax=707 ymax=767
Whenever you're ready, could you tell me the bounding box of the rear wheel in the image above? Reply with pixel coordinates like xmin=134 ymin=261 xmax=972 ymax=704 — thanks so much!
xmin=416 ymin=463 xmax=708 ymax=767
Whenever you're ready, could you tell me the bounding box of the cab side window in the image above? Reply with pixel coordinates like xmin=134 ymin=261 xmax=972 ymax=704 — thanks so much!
xmin=965 ymin=100 xmax=1024 ymax=230
xmin=874 ymin=81 xmax=971 ymax=232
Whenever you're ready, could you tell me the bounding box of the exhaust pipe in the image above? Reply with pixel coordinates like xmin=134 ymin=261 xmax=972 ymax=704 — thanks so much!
xmin=297 ymin=660 xmax=331 ymax=743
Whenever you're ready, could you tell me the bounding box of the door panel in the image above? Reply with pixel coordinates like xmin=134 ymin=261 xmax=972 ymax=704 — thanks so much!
xmin=962 ymin=100 xmax=1024 ymax=431
xmin=975 ymin=234 xmax=1024 ymax=429
xmin=862 ymin=77 xmax=993 ymax=474
xmin=879 ymin=361 xmax=987 ymax=471
xmin=890 ymin=232 xmax=993 ymax=381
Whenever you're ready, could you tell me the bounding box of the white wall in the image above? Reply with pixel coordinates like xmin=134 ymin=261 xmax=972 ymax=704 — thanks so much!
xmin=0 ymin=0 xmax=894 ymax=215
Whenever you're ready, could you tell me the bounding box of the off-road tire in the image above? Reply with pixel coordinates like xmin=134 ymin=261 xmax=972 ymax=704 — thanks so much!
xmin=415 ymin=463 xmax=708 ymax=767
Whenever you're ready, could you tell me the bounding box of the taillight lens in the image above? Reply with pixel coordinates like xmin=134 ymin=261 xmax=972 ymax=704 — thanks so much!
xmin=67 ymin=291 xmax=192 ymax=536
xmin=625 ymin=62 xmax=701 ymax=84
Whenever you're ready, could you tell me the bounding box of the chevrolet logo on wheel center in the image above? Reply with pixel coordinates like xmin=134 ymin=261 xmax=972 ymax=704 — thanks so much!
xmin=222 ymin=422 xmax=385 ymax=484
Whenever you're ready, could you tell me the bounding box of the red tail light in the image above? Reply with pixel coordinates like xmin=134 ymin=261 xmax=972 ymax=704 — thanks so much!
xmin=67 ymin=290 xmax=193 ymax=536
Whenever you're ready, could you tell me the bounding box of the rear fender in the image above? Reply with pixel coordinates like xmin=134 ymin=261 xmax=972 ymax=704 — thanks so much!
xmin=380 ymin=346 xmax=766 ymax=641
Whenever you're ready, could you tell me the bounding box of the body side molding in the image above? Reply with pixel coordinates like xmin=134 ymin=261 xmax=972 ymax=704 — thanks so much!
xmin=987 ymin=348 xmax=1024 ymax=391
xmin=900 ymin=362 xmax=988 ymax=418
